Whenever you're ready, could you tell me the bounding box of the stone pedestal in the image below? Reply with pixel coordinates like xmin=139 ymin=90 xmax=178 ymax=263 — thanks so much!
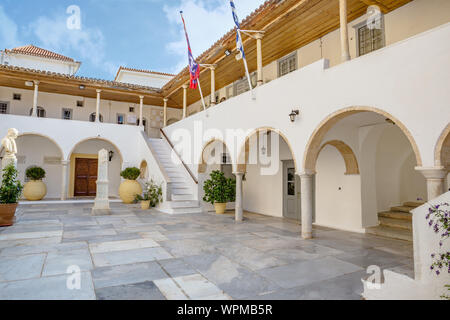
xmin=1 ymin=155 xmax=17 ymax=170
xmin=92 ymin=149 xmax=110 ymax=215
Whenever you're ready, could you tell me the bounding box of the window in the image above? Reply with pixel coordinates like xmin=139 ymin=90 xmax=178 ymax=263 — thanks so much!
xmin=29 ymin=107 xmax=46 ymax=117
xmin=89 ymin=112 xmax=103 ymax=122
xmin=278 ymin=52 xmax=297 ymax=77
xmin=62 ymin=108 xmax=73 ymax=120
xmin=129 ymin=106 xmax=135 ymax=113
xmin=225 ymin=84 xmax=234 ymax=99
xmin=356 ymin=18 xmax=385 ymax=56
xmin=13 ymin=93 xmax=21 ymax=100
xmin=0 ymin=102 xmax=9 ymax=114
xmin=76 ymin=100 xmax=84 ymax=107
xmin=117 ymin=113 xmax=125 ymax=124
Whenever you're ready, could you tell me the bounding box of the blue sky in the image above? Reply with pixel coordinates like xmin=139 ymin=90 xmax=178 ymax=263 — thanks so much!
xmin=0 ymin=0 xmax=266 ymax=80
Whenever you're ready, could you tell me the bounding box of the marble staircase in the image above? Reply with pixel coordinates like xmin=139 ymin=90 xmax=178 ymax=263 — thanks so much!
xmin=366 ymin=201 xmax=424 ymax=241
xmin=147 ymin=138 xmax=203 ymax=214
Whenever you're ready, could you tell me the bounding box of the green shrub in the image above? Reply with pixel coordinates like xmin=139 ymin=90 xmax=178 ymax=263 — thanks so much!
xmin=120 ymin=167 xmax=140 ymax=180
xmin=135 ymin=179 xmax=163 ymax=207
xmin=203 ymin=170 xmax=236 ymax=205
xmin=0 ymin=164 xmax=23 ymax=204
xmin=25 ymin=166 xmax=46 ymax=181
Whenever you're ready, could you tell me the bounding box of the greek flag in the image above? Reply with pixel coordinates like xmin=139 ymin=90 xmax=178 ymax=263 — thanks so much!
xmin=230 ymin=0 xmax=245 ymax=59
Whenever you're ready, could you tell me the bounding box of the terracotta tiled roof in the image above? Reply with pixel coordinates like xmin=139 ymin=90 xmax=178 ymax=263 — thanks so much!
xmin=0 ymin=64 xmax=161 ymax=93
xmin=5 ymin=45 xmax=78 ymax=63
xmin=115 ymin=66 xmax=175 ymax=81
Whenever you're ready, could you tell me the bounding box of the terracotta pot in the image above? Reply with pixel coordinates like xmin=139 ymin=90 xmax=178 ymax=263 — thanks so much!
xmin=119 ymin=179 xmax=143 ymax=204
xmin=141 ymin=200 xmax=151 ymax=210
xmin=214 ymin=202 xmax=227 ymax=214
xmin=23 ymin=180 xmax=47 ymax=201
xmin=0 ymin=203 xmax=18 ymax=227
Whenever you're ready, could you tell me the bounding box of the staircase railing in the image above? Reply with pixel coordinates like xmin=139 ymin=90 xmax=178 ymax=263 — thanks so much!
xmin=160 ymin=128 xmax=198 ymax=184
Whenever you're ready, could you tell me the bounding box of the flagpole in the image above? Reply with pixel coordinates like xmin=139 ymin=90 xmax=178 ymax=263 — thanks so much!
xmin=197 ymin=80 xmax=206 ymax=111
xmin=238 ymin=30 xmax=255 ymax=100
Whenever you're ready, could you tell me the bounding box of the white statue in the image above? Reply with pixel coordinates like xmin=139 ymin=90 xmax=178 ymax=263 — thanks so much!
xmin=92 ymin=149 xmax=110 ymax=215
xmin=1 ymin=128 xmax=19 ymax=168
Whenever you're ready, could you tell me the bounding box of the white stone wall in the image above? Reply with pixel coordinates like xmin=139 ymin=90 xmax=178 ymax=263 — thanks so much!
xmin=1 ymin=52 xmax=80 ymax=75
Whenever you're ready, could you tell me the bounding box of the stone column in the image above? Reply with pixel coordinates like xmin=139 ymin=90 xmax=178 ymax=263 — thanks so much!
xmin=415 ymin=167 xmax=447 ymax=200
xmin=31 ymin=80 xmax=39 ymax=117
xmin=255 ymin=33 xmax=264 ymax=86
xmin=339 ymin=0 xmax=351 ymax=62
xmin=235 ymin=172 xmax=244 ymax=222
xmin=139 ymin=95 xmax=144 ymax=129
xmin=95 ymin=89 xmax=101 ymax=123
xmin=300 ymin=172 xmax=314 ymax=239
xmin=92 ymin=149 xmax=110 ymax=215
xmin=210 ymin=66 xmax=216 ymax=106
xmin=60 ymin=160 xmax=69 ymax=201
xmin=182 ymin=84 xmax=188 ymax=119
xmin=163 ymin=98 xmax=168 ymax=127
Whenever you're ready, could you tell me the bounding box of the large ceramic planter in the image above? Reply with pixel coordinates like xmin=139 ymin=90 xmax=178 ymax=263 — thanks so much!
xmin=0 ymin=203 xmax=18 ymax=227
xmin=214 ymin=202 xmax=227 ymax=214
xmin=119 ymin=179 xmax=142 ymax=204
xmin=141 ymin=200 xmax=150 ymax=210
xmin=23 ymin=180 xmax=47 ymax=201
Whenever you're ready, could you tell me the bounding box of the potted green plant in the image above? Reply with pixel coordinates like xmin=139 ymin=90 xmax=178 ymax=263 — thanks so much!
xmin=23 ymin=166 xmax=46 ymax=201
xmin=119 ymin=167 xmax=142 ymax=204
xmin=135 ymin=179 xmax=163 ymax=210
xmin=203 ymin=170 xmax=236 ymax=214
xmin=0 ymin=163 xmax=23 ymax=226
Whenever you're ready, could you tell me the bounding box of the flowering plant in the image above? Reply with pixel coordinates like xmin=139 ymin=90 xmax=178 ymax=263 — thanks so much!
xmin=426 ymin=202 xmax=449 ymax=299
xmin=135 ymin=180 xmax=163 ymax=207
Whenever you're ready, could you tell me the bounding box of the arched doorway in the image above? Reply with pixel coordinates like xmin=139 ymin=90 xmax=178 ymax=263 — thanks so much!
xmin=166 ymin=118 xmax=178 ymax=126
xmin=303 ymin=107 xmax=424 ymax=240
xmin=198 ymin=139 xmax=233 ymax=213
xmin=16 ymin=133 xmax=64 ymax=199
xmin=237 ymin=128 xmax=298 ymax=221
xmin=435 ymin=123 xmax=450 ymax=192
xmin=68 ymin=138 xmax=123 ymax=198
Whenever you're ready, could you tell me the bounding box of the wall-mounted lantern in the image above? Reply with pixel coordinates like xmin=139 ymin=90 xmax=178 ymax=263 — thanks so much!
xmin=289 ymin=110 xmax=300 ymax=122
xmin=108 ymin=151 xmax=114 ymax=162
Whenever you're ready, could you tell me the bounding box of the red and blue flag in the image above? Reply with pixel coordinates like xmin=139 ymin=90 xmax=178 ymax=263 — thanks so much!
xmin=180 ymin=11 xmax=200 ymax=89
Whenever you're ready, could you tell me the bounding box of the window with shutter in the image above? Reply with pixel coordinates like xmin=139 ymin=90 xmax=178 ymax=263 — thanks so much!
xmin=278 ymin=53 xmax=297 ymax=77
xmin=357 ymin=18 xmax=385 ymax=56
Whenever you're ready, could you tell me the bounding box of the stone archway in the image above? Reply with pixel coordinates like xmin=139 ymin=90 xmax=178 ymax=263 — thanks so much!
xmin=303 ymin=107 xmax=422 ymax=173
xmin=319 ymin=140 xmax=359 ymax=175
xmin=434 ymin=123 xmax=450 ymax=168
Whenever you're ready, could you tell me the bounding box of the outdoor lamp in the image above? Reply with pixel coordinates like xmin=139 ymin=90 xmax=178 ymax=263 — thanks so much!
xmin=108 ymin=151 xmax=114 ymax=161
xmin=289 ymin=110 xmax=300 ymax=122
xmin=224 ymin=49 xmax=231 ymax=56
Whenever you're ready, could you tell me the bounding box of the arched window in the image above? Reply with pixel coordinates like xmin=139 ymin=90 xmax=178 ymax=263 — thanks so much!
xmin=89 ymin=113 xmax=103 ymax=122
xmin=29 ymin=107 xmax=46 ymax=118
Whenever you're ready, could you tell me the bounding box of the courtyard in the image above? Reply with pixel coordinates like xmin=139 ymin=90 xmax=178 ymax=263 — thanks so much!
xmin=0 ymin=202 xmax=413 ymax=300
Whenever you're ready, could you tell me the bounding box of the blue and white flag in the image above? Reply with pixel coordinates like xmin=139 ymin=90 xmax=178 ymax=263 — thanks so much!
xmin=230 ymin=0 xmax=245 ymax=59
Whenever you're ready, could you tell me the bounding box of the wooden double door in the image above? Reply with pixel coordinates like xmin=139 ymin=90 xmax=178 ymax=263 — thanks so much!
xmin=74 ymin=158 xmax=98 ymax=197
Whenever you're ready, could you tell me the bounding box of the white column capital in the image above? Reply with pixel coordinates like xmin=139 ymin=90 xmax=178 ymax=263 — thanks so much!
xmin=255 ymin=32 xmax=264 ymax=40
xmin=182 ymin=84 xmax=188 ymax=90
xmin=139 ymin=95 xmax=144 ymax=100
xmin=415 ymin=166 xmax=447 ymax=179
xmin=299 ymin=170 xmax=316 ymax=177
xmin=96 ymin=89 xmax=102 ymax=94
xmin=61 ymin=160 xmax=70 ymax=166
xmin=163 ymin=98 xmax=169 ymax=103
xmin=33 ymin=80 xmax=40 ymax=85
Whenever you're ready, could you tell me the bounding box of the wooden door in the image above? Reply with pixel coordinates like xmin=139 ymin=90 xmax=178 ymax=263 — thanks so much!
xmin=74 ymin=158 xmax=98 ymax=197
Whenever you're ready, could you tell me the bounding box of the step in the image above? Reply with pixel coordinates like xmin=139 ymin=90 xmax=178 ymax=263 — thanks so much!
xmin=170 ymin=200 xmax=201 ymax=208
xmin=172 ymin=194 xmax=195 ymax=201
xmin=366 ymin=225 xmax=412 ymax=242
xmin=379 ymin=216 xmax=412 ymax=231
xmin=403 ymin=201 xmax=425 ymax=208
xmin=378 ymin=211 xmax=412 ymax=221
xmin=171 ymin=183 xmax=190 ymax=189
xmin=390 ymin=206 xmax=415 ymax=213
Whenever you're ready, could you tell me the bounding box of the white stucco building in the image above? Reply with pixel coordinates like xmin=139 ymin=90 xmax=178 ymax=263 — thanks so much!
xmin=0 ymin=0 xmax=449 ymax=299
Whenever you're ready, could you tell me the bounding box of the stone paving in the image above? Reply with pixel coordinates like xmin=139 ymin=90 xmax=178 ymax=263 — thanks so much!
xmin=0 ymin=202 xmax=413 ymax=300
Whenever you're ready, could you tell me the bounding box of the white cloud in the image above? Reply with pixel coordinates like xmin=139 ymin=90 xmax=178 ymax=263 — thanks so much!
xmin=0 ymin=6 xmax=21 ymax=49
xmin=164 ymin=0 xmax=266 ymax=73
xmin=30 ymin=14 xmax=120 ymax=76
